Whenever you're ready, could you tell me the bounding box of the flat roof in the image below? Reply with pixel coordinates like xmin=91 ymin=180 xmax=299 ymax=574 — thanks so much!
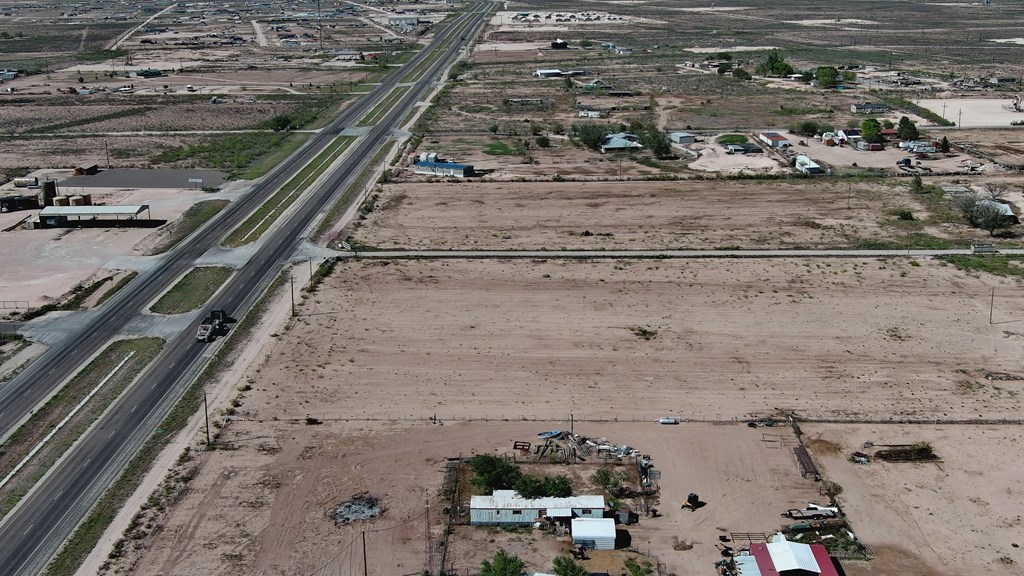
xmin=570 ymin=518 xmax=616 ymax=539
xmin=40 ymin=205 xmax=149 ymax=217
xmin=470 ymin=490 xmax=604 ymax=510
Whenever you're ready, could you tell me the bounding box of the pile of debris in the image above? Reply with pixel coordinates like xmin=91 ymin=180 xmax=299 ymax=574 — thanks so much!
xmin=329 ymin=493 xmax=383 ymax=526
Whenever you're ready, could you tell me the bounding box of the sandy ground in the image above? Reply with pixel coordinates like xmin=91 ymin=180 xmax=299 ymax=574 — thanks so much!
xmin=917 ymin=98 xmax=1024 ymax=128
xmin=803 ymin=423 xmax=1024 ymax=575
xmin=230 ymin=258 xmax=1024 ymax=423
xmin=687 ymin=142 xmax=788 ymax=174
xmin=127 ymin=419 xmax=825 ymax=576
xmin=354 ymin=179 xmax=929 ymax=251
xmin=0 ymin=184 xmax=236 ymax=306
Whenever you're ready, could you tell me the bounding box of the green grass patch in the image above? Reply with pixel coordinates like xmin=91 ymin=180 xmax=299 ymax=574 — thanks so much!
xmin=148 ymin=199 xmax=229 ymax=255
xmin=150 ymin=266 xmax=232 ymax=315
xmin=716 ymin=134 xmax=748 ymax=145
xmin=357 ymin=86 xmax=409 ymax=127
xmin=855 ymin=233 xmax=960 ymax=250
xmin=939 ymin=255 xmax=1024 ymax=279
xmin=0 ymin=337 xmax=164 ymax=520
xmin=483 ymin=140 xmax=520 ymax=156
xmin=151 ymin=132 xmax=306 ymax=179
xmin=223 ymin=136 xmax=356 ymax=247
xmin=95 ymin=272 xmax=138 ymax=306
xmin=236 ymin=132 xmax=311 ymax=181
xmin=42 ymin=275 xmax=287 ymax=576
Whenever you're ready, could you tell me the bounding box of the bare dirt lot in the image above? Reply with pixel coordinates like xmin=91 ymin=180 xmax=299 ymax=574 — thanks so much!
xmin=353 ymin=179 xmax=969 ymax=251
xmin=238 ymin=258 xmax=1021 ymax=423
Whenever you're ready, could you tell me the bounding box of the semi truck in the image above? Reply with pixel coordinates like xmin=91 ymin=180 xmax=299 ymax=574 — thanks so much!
xmin=196 ymin=309 xmax=229 ymax=342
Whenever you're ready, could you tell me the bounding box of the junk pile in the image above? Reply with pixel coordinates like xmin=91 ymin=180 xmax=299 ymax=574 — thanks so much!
xmin=524 ymin=430 xmax=641 ymax=462
xmin=329 ymin=493 xmax=383 ymax=526
xmin=854 ymin=441 xmax=940 ymax=463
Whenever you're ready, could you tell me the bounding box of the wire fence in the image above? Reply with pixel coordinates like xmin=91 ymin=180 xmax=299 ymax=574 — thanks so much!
xmin=253 ymin=414 xmax=1024 ymax=426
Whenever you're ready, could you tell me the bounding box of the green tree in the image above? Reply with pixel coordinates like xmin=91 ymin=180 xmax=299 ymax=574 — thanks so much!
xmin=732 ymin=68 xmax=751 ymax=81
xmin=623 ymin=558 xmax=654 ymax=576
xmin=860 ymin=118 xmax=882 ymax=143
xmin=716 ymin=62 xmax=732 ymax=74
xmin=543 ymin=475 xmax=573 ymax=497
xmin=896 ymin=116 xmax=919 ymax=140
xmin=882 ymin=119 xmax=895 ymax=129
xmin=570 ymin=123 xmax=614 ymax=150
xmin=973 ymin=200 xmax=1015 ymax=237
xmin=592 ymin=467 xmax=623 ymax=492
xmin=910 ymin=173 xmax=924 ymax=194
xmin=481 ymin=549 xmax=526 ymax=576
xmin=756 ymin=50 xmax=793 ymax=76
xmin=815 ymin=66 xmax=839 ymax=87
xmin=553 ymin=556 xmax=589 ymax=576
xmin=469 ymin=454 xmax=522 ymax=493
xmin=841 ymin=70 xmax=857 ymax=83
xmin=513 ymin=474 xmax=545 ymax=498
xmin=940 ymin=136 xmax=950 ymax=153
xmin=536 ymin=135 xmax=551 ymax=148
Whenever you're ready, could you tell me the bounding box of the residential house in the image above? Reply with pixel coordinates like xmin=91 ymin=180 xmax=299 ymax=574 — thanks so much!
xmin=734 ymin=534 xmax=842 ymax=576
xmin=837 ymin=128 xmax=861 ymax=142
xmin=600 ymin=132 xmax=642 ymax=153
xmin=469 ymin=491 xmax=604 ymax=525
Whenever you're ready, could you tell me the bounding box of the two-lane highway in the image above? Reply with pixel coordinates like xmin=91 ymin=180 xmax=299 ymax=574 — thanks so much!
xmin=0 ymin=3 xmax=493 ymax=575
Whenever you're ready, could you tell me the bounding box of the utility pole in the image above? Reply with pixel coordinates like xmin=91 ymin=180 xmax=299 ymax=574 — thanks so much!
xmin=104 ymin=140 xmax=110 ymax=169
xmin=203 ymin=391 xmax=211 ymax=446
xmin=290 ymin=275 xmax=295 ymax=316
xmin=317 ymin=0 xmax=324 ymax=52
xmin=362 ymin=530 xmax=368 ymax=576
xmin=990 ymin=287 xmax=995 ymax=324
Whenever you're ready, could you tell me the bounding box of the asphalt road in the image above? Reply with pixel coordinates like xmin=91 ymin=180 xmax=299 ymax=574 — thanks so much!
xmin=0 ymin=4 xmax=493 ymax=575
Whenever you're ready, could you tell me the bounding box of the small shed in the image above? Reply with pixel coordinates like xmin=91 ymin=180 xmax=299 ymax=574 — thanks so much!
xmin=759 ymin=132 xmax=791 ymax=148
xmin=571 ymin=518 xmax=616 ymax=550
xmin=795 ymin=155 xmax=822 ymax=175
xmin=670 ymin=132 xmax=696 ymax=144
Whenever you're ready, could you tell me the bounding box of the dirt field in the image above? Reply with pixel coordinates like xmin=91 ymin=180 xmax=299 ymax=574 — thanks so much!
xmin=233 ymin=258 xmax=1024 ymax=423
xmin=803 ymin=422 xmax=1024 ymax=576
xmin=918 ymin=98 xmax=1024 ymax=129
xmin=352 ymin=179 xmax=967 ymax=251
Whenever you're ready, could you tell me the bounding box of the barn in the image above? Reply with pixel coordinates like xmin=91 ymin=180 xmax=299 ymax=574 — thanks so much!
xmin=736 ymin=535 xmax=841 ymax=576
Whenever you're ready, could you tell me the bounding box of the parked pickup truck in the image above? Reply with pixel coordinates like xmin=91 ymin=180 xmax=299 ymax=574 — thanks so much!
xmin=782 ymin=508 xmax=838 ymax=521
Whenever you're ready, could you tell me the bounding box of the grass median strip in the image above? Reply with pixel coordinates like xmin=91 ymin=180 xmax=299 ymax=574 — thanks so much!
xmin=314 ymin=141 xmax=393 ymax=241
xmin=356 ymin=87 xmax=409 ymax=127
xmin=0 ymin=337 xmax=164 ymax=520
xmin=149 ymin=266 xmax=233 ymax=315
xmin=43 ymin=273 xmax=288 ymax=576
xmin=148 ymin=200 xmax=230 ymax=255
xmin=222 ymin=136 xmax=355 ymax=248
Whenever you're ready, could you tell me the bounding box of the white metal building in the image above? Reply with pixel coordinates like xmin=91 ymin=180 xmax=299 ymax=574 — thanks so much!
xmin=670 ymin=132 xmax=696 ymax=144
xmin=470 ymin=491 xmax=604 ymax=525
xmin=571 ymin=518 xmax=616 ymax=550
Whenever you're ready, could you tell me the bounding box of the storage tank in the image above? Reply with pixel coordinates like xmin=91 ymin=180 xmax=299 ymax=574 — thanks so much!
xmin=80 ymin=193 xmax=92 ymax=206
xmin=69 ymin=195 xmax=85 ymax=206
xmin=53 ymin=196 xmax=71 ymax=206
xmin=12 ymin=177 xmax=38 ymax=188
xmin=39 ymin=180 xmax=57 ymax=206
